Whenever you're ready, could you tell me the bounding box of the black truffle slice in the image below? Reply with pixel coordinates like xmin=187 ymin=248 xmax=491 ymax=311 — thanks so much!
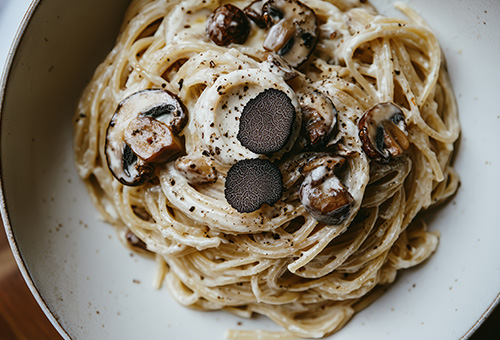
xmin=237 ymin=88 xmax=295 ymax=154
xmin=224 ymin=158 xmax=283 ymax=213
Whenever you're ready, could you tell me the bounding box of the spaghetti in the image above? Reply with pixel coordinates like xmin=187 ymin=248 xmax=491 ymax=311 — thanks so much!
xmin=73 ymin=0 xmax=460 ymax=338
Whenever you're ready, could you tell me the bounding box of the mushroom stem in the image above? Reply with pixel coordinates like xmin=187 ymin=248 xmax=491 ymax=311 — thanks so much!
xmin=125 ymin=116 xmax=184 ymax=164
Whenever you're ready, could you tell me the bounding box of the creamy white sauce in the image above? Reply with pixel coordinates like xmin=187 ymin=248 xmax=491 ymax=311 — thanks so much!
xmin=193 ymin=68 xmax=301 ymax=164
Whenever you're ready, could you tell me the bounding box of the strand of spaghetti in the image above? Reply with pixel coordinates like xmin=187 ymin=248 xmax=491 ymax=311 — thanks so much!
xmin=344 ymin=22 xmax=440 ymax=104
xmin=73 ymin=0 xmax=460 ymax=338
xmin=225 ymin=329 xmax=298 ymax=340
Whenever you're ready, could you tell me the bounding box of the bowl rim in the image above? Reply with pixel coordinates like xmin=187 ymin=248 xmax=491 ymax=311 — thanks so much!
xmin=0 ymin=0 xmax=70 ymax=338
xmin=0 ymin=1 xmax=498 ymax=339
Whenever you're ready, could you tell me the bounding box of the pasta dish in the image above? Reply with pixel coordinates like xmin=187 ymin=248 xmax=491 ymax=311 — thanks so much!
xmin=73 ymin=0 xmax=460 ymax=338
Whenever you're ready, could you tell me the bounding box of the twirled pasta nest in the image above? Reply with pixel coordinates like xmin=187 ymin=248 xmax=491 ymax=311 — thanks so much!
xmin=73 ymin=0 xmax=460 ymax=338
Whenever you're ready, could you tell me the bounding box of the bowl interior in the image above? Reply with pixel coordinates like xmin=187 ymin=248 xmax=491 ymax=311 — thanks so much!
xmin=1 ymin=0 xmax=500 ymax=339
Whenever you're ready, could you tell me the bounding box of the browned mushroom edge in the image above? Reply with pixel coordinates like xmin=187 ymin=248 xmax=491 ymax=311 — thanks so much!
xmin=358 ymin=102 xmax=410 ymax=163
xmin=105 ymin=89 xmax=188 ymax=186
xmin=243 ymin=0 xmax=267 ymax=28
xmin=206 ymin=4 xmax=251 ymax=46
xmin=299 ymin=155 xmax=354 ymax=225
xmin=299 ymin=90 xmax=338 ymax=148
xmin=261 ymin=0 xmax=319 ymax=67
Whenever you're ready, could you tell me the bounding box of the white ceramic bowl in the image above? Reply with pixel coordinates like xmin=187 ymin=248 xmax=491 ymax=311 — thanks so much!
xmin=1 ymin=0 xmax=499 ymax=339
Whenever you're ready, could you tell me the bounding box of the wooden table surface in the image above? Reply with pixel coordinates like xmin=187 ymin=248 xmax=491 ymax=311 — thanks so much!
xmin=0 ymin=227 xmax=499 ymax=339
xmin=0 ymin=229 xmax=62 ymax=339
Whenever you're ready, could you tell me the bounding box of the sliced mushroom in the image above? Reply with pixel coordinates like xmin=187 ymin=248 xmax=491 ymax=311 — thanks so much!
xmin=125 ymin=116 xmax=183 ymax=163
xmin=225 ymin=158 xmax=283 ymax=213
xmin=110 ymin=144 xmax=155 ymax=186
xmin=175 ymin=153 xmax=218 ymax=185
xmin=262 ymin=0 xmax=319 ymax=67
xmin=262 ymin=52 xmax=298 ymax=80
xmin=237 ymin=88 xmax=296 ymax=154
xmin=358 ymin=102 xmax=409 ymax=163
xmin=206 ymin=4 xmax=250 ymax=46
xmin=243 ymin=0 xmax=267 ymax=28
xmin=300 ymin=155 xmax=354 ymax=225
xmin=105 ymin=89 xmax=188 ymax=186
xmin=300 ymin=91 xmax=337 ymax=148
xmin=140 ymin=92 xmax=188 ymax=134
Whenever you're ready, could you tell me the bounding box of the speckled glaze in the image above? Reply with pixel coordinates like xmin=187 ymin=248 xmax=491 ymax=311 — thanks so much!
xmin=1 ymin=0 xmax=499 ymax=339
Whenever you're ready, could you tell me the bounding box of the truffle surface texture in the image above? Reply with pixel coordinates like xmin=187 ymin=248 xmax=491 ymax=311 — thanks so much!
xmin=237 ymin=88 xmax=295 ymax=154
xmin=224 ymin=158 xmax=283 ymax=213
